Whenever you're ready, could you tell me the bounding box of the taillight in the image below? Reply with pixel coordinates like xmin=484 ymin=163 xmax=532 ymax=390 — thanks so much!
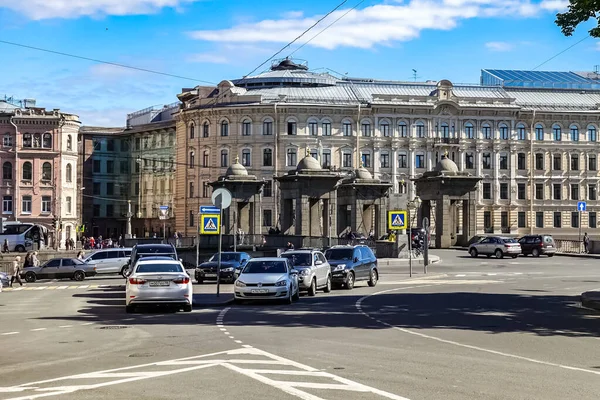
xmin=129 ymin=278 xmax=146 ymax=285
xmin=173 ymin=277 xmax=190 ymax=284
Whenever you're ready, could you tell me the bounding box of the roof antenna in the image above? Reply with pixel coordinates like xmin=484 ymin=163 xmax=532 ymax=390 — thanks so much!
xmin=411 ymin=69 xmax=420 ymax=82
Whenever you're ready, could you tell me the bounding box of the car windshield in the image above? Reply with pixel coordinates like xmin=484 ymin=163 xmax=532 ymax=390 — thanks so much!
xmin=243 ymin=261 xmax=287 ymax=274
xmin=325 ymin=248 xmax=353 ymax=260
xmin=136 ymin=263 xmax=183 ymax=273
xmin=136 ymin=253 xmax=176 ymax=262
xmin=281 ymin=253 xmax=311 ymax=266
xmin=209 ymin=253 xmax=240 ymax=262
xmin=502 ymin=238 xmax=518 ymax=243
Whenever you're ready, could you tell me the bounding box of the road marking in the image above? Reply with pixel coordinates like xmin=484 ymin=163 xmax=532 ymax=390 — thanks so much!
xmin=356 ymin=287 xmax=600 ymax=377
xmin=59 ymin=325 xmax=73 ymax=328
xmin=56 ymin=286 xmax=68 ymax=290
xmin=380 ymin=279 xmax=501 ymax=285
xmin=30 ymin=328 xmax=47 ymax=332
xmin=78 ymin=285 xmax=89 ymax=289
xmin=234 ymin=340 xmax=243 ymax=344
xmin=2 ymin=332 xmax=19 ymax=335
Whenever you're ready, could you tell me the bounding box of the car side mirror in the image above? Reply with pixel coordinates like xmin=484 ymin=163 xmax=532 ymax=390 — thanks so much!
xmin=353 ymin=257 xmax=359 ymax=263
xmin=179 ymin=258 xmax=183 ymax=262
xmin=290 ymin=269 xmax=299 ymax=275
xmin=315 ymin=260 xmax=323 ymax=265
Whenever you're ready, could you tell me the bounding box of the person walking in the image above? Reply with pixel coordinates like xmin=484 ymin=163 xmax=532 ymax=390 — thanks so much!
xmin=10 ymin=256 xmax=23 ymax=287
xmin=3 ymin=238 xmax=9 ymax=253
xmin=583 ymin=232 xmax=590 ymax=254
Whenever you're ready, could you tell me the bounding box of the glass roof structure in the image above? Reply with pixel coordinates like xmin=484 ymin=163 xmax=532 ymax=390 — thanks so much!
xmin=481 ymin=69 xmax=600 ymax=90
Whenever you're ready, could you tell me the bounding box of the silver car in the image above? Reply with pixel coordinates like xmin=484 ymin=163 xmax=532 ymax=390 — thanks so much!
xmin=469 ymin=236 xmax=522 ymax=259
xmin=84 ymin=248 xmax=132 ymax=276
xmin=0 ymin=271 xmax=9 ymax=289
xmin=281 ymin=250 xmax=332 ymax=296
xmin=234 ymin=257 xmax=300 ymax=304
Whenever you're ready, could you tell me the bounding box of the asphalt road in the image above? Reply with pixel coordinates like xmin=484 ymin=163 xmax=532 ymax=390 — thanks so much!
xmin=1 ymin=250 xmax=600 ymax=399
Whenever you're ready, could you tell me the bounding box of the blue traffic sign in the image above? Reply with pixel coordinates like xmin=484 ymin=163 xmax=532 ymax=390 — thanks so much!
xmin=200 ymin=215 xmax=220 ymax=235
xmin=200 ymin=206 xmax=221 ymax=214
xmin=159 ymin=205 xmax=169 ymax=211
xmin=388 ymin=210 xmax=407 ymax=230
xmin=577 ymin=201 xmax=587 ymax=212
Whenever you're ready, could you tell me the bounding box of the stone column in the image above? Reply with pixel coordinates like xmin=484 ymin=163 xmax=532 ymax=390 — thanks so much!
xmin=392 ymin=149 xmax=398 ymax=193
xmin=476 ymin=151 xmax=483 ymax=202
xmin=427 ymin=151 xmax=433 ymax=171
xmin=374 ymin=147 xmax=381 ymax=177
xmin=493 ymin=151 xmax=500 ymax=203
xmin=435 ymin=195 xmax=453 ymax=249
xmin=461 ymin=194 xmax=477 ymax=246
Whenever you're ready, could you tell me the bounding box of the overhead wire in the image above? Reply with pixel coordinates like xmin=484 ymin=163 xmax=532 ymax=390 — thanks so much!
xmin=531 ymin=36 xmax=590 ymax=70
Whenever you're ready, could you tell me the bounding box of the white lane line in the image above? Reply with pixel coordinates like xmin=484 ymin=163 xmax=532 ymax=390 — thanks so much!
xmin=59 ymin=325 xmax=73 ymax=328
xmin=356 ymin=287 xmax=600 ymax=377
xmin=2 ymin=332 xmax=19 ymax=336
xmin=220 ymin=328 xmax=227 ymax=331
xmin=81 ymin=322 xmax=95 ymax=326
xmin=234 ymin=340 xmax=243 ymax=344
xmin=224 ymin=332 xmax=230 ymax=335
xmin=56 ymin=286 xmax=68 ymax=290
xmin=34 ymin=286 xmax=47 ymax=290
xmin=30 ymin=328 xmax=47 ymax=332
xmin=122 ymin=318 xmax=135 ymax=321
xmin=229 ymin=336 xmax=235 ymax=339
xmin=78 ymin=285 xmax=89 ymax=289
xmin=456 ymin=274 xmax=466 ymax=277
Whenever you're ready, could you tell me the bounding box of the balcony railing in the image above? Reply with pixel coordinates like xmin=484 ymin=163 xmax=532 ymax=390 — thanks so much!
xmin=433 ymin=138 xmax=460 ymax=145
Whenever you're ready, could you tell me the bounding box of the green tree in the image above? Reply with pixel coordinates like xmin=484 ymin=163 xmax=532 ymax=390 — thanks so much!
xmin=556 ymin=0 xmax=600 ymax=37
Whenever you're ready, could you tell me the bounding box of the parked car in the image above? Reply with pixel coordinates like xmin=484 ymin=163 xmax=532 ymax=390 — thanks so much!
xmin=324 ymin=245 xmax=378 ymax=290
xmin=518 ymin=235 xmax=556 ymax=257
xmin=0 ymin=271 xmax=9 ymax=288
xmin=281 ymin=249 xmax=332 ymax=296
xmin=83 ymin=248 xmax=132 ymax=276
xmin=21 ymin=258 xmax=97 ymax=282
xmin=125 ymin=244 xmax=179 ymax=277
xmin=195 ymin=252 xmax=251 ymax=283
xmin=234 ymin=257 xmax=299 ymax=304
xmin=469 ymin=236 xmax=521 ymax=259
xmin=125 ymin=258 xmax=193 ymax=313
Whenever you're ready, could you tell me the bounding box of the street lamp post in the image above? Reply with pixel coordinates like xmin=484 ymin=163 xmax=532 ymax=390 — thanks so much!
xmin=407 ymin=196 xmax=422 ymax=278
xmin=126 ymin=200 xmax=132 ymax=239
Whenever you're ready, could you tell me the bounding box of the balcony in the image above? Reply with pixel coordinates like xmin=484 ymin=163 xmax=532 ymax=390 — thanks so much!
xmin=433 ymin=138 xmax=460 ymax=146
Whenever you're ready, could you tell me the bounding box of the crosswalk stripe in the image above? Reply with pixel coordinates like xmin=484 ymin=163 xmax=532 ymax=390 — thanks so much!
xmin=1 ymin=284 xmax=125 ymax=292
xmin=68 ymin=286 xmax=79 ymax=289
xmin=78 ymin=285 xmax=89 ymax=289
xmin=56 ymin=286 xmax=68 ymax=289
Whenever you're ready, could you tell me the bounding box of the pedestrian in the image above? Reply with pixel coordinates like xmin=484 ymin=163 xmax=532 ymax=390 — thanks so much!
xmin=583 ymin=232 xmax=590 ymax=254
xmin=32 ymin=251 xmax=39 ymax=267
xmin=10 ymin=256 xmax=23 ymax=287
xmin=2 ymin=238 xmax=9 ymax=253
xmin=77 ymin=250 xmax=85 ymax=260
xmin=286 ymin=241 xmax=294 ymax=250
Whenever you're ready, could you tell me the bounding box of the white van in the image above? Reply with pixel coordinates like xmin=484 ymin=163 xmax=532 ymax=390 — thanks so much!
xmin=83 ymin=248 xmax=133 ymax=276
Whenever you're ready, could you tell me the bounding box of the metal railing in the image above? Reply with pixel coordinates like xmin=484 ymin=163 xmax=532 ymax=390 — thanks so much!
xmin=553 ymin=239 xmax=583 ymax=254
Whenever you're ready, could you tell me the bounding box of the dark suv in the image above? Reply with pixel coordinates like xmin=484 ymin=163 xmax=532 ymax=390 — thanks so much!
xmin=517 ymin=235 xmax=556 ymax=257
xmin=125 ymin=243 xmax=179 ymax=276
xmin=324 ymin=245 xmax=378 ymax=290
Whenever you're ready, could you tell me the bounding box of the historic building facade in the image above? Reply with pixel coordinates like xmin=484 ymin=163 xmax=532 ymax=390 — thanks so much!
xmin=0 ymin=98 xmax=80 ymax=247
xmin=172 ymin=60 xmax=600 ymax=238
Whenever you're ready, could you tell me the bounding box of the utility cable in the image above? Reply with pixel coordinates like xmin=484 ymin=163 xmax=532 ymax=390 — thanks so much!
xmin=532 ymin=36 xmax=590 ymax=70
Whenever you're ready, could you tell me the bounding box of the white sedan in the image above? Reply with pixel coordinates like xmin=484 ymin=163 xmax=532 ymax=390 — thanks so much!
xmin=234 ymin=257 xmax=300 ymax=304
xmin=125 ymin=257 xmax=193 ymax=313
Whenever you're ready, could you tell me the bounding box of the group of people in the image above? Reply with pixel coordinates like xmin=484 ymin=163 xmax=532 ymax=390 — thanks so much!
xmin=7 ymin=251 xmax=40 ymax=288
xmin=80 ymin=236 xmax=126 ymax=250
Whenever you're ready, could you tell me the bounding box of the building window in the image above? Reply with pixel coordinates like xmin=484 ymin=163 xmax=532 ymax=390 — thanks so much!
xmin=517 ymin=124 xmax=526 ymax=140
xmin=65 ymin=134 xmax=72 ymax=150
xmin=65 ymin=163 xmax=72 ymax=183
xmin=517 ymin=153 xmax=526 ymax=170
xmin=570 ymin=125 xmax=579 ymax=141
xmin=66 ymin=197 xmax=72 ymax=214
xmin=308 ymin=121 xmax=318 ymax=136
xmin=3 ymin=195 xmax=12 ymax=213
xmin=93 ymin=182 xmax=100 ymax=195
xmin=322 ymin=122 xmax=331 ymax=136
xmin=553 ymin=184 xmax=561 ymax=200
xmin=21 ymin=196 xmax=31 ymax=214
xmin=590 ymin=212 xmax=597 ymax=228
xmin=322 ymin=151 xmax=331 ymax=168
xmin=536 ymin=212 xmax=544 ymax=228
xmin=220 ymin=150 xmax=228 ymax=167
xmin=220 ymin=121 xmax=229 ymax=137
xmin=342 ymin=122 xmax=352 ymax=136
xmin=203 ymin=151 xmax=209 ymax=167
xmin=554 ymin=212 xmax=561 ymax=228
xmin=242 ymin=120 xmax=252 ymax=136
xmin=501 ymin=211 xmax=509 ymax=230
xmin=342 ymin=152 xmax=352 ymax=168
xmin=3 ymin=134 xmax=12 ymax=147
xmin=189 ymin=182 xmax=194 ymax=198
xmin=518 ymin=183 xmax=526 ymax=200
xmin=535 ymin=184 xmax=544 ymax=200
xmin=22 ymin=162 xmax=32 ymax=181
xmin=465 ymin=153 xmax=474 ymax=169
xmin=263 ymin=149 xmax=273 ymax=166
xmin=262 ymin=120 xmax=273 ymax=136
xmin=93 ymin=204 xmax=101 ymax=217
xmin=380 ymin=152 xmax=390 ymax=168
xmin=287 ymin=149 xmax=297 ymax=167
xmin=41 ymin=196 xmax=51 ymax=213
xmin=361 ymin=153 xmax=371 ymax=168
xmin=189 ymin=151 xmax=195 ymax=168
xmin=242 ymin=149 xmax=251 ymax=167
xmin=361 ymin=122 xmax=371 ymax=136
xmin=499 ymin=124 xmax=509 ymax=140
xmin=203 ymin=122 xmax=209 ymax=137
xmin=189 ymin=124 xmax=195 ymax=139
xmin=107 ymin=160 xmax=114 ymax=174
xmin=589 ymin=155 xmax=597 ymax=171
xmin=518 ymin=211 xmax=526 ymax=228
xmin=263 ymin=180 xmax=272 ymax=197
xmin=499 ymin=153 xmax=508 ymax=169
xmin=535 ymin=153 xmax=544 ymax=170
xmin=588 ymin=125 xmax=597 ymax=142
xmin=23 ymin=133 xmax=32 ymax=148
xmin=571 ymin=211 xmax=579 ymax=228
xmin=483 ymin=211 xmax=492 ymax=232
xmin=415 ymin=154 xmax=424 ymax=169
xmin=189 ymin=211 xmax=194 ymax=228
xmin=553 ymin=154 xmax=562 ymax=170
xmin=482 ymin=123 xmax=491 ymax=139
xmin=399 ymin=153 xmax=408 ymax=168
xmin=553 ymin=124 xmax=562 ymax=141
xmin=380 ymin=122 xmax=390 ymax=137
xmin=482 ymin=153 xmax=491 ymax=169
xmin=571 ymin=153 xmax=579 ymax=170
xmin=287 ymin=121 xmax=297 ymax=135
xmin=500 ymin=183 xmax=509 ymax=199
xmin=441 ymin=123 xmax=449 ymax=138
xmin=465 ymin=122 xmax=474 ymax=139
xmin=482 ymin=183 xmax=491 ymax=199
xmin=2 ymin=162 xmax=12 ymax=180
xmin=106 ymin=204 xmax=114 ymax=218
xmin=106 ymin=182 xmax=114 ymax=196
xmin=571 ymin=184 xmax=579 ymax=200
xmin=416 ymin=122 xmax=425 ymax=138
xmin=590 ymin=184 xmax=597 ymax=201
xmin=135 ymin=182 xmax=139 ymax=195
xmin=42 ymin=133 xmax=51 ymax=148
xmin=263 ymin=209 xmax=273 ymax=227
xmin=535 ymin=124 xmax=544 ymax=140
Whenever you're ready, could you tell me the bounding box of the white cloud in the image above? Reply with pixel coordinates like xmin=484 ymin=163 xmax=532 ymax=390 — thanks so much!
xmin=485 ymin=41 xmax=514 ymax=52
xmin=596 ymin=42 xmax=600 ymax=51
xmin=189 ymin=1 xmax=566 ymax=50
xmin=281 ymin=10 xmax=304 ymax=19
xmin=186 ymin=53 xmax=229 ymax=64
xmin=539 ymin=0 xmax=568 ymax=11
xmin=0 ymin=0 xmax=201 ymax=20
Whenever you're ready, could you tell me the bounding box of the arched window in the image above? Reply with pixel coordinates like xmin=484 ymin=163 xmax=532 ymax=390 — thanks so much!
xmin=517 ymin=123 xmax=526 ymax=140
xmin=361 ymin=121 xmax=371 ymax=137
xmin=42 ymin=162 xmax=52 ymax=180
xmin=2 ymin=162 xmax=12 ymax=180
xmin=43 ymin=133 xmax=52 ymax=148
xmin=342 ymin=120 xmax=353 ymax=136
xmin=202 ymin=151 xmax=209 ymax=167
xmin=189 ymin=124 xmax=195 ymax=139
xmin=66 ymin=134 xmax=72 ymax=150
xmin=415 ymin=121 xmax=425 ymax=138
xmin=33 ymin=133 xmax=41 ymax=148
xmin=552 ymin=124 xmax=562 ymax=141
xmin=535 ymin=124 xmax=544 ymax=141
xmin=263 ymin=148 xmax=273 ymax=166
xmin=66 ymin=164 xmax=72 ymax=182
xmin=588 ymin=125 xmax=597 ymax=142
xmin=499 ymin=123 xmax=509 ymax=140
xmin=203 ymin=122 xmax=209 ymax=138
xmin=189 ymin=151 xmax=195 ymax=168
xmin=22 ymin=162 xmax=32 ymax=181
xmin=380 ymin=121 xmax=390 ymax=137
xmin=220 ymin=150 xmax=229 ymax=167
xmin=220 ymin=121 xmax=229 ymax=137
xmin=23 ymin=133 xmax=32 ymax=148
xmin=242 ymin=149 xmax=251 ymax=166
xmin=464 ymin=122 xmax=474 ymax=139
xmin=262 ymin=118 xmax=273 ymax=136
xmin=3 ymin=133 xmax=12 ymax=147
xmin=398 ymin=121 xmax=407 ymax=137
xmin=570 ymin=124 xmax=579 ymax=142
xmin=307 ymin=119 xmax=318 ymax=136
xmin=482 ymin=123 xmax=492 ymax=139
xmin=441 ymin=123 xmax=449 ymax=138
xmin=242 ymin=119 xmax=252 ymax=136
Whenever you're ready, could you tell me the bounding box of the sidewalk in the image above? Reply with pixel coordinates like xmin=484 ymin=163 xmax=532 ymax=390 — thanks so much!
xmin=378 ymin=254 xmax=441 ymax=267
xmin=448 ymin=246 xmax=600 ymax=259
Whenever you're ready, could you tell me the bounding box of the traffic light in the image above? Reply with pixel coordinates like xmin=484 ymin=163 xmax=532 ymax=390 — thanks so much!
xmin=52 ymin=216 xmax=58 ymax=229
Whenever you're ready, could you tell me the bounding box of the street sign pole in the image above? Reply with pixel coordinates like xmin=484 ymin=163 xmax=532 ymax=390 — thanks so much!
xmin=423 ymin=217 xmax=430 ymax=274
xmin=577 ymin=201 xmax=586 ymax=253
xmin=579 ymin=210 xmax=582 ymax=253
xmin=196 ymin=212 xmax=200 ymax=270
xmin=408 ymin=208 xmax=412 ymax=278
xmin=217 ymin=207 xmax=223 ymax=297
xmin=211 ymin=188 xmax=232 ymax=299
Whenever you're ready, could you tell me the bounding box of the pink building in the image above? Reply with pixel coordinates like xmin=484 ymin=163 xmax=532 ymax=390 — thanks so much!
xmin=0 ymin=99 xmax=80 ymax=248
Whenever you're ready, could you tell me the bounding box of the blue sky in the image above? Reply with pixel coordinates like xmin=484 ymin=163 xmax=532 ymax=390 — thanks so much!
xmin=0 ymin=0 xmax=597 ymax=126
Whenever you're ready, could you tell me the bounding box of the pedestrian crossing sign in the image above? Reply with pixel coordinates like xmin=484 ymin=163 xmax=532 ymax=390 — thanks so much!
xmin=388 ymin=211 xmax=407 ymax=230
xmin=200 ymin=215 xmax=220 ymax=235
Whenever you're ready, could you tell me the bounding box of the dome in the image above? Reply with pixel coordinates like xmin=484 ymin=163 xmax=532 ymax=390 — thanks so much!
xmin=435 ymin=154 xmax=459 ymax=173
xmin=296 ymin=154 xmax=321 ymax=171
xmin=355 ymin=166 xmax=372 ymax=179
xmin=226 ymin=158 xmax=248 ymax=176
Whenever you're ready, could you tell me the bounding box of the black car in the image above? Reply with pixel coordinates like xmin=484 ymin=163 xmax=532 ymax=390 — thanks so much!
xmin=324 ymin=245 xmax=378 ymax=290
xmin=125 ymin=243 xmax=179 ymax=276
xmin=195 ymin=252 xmax=251 ymax=283
xmin=518 ymin=235 xmax=556 ymax=257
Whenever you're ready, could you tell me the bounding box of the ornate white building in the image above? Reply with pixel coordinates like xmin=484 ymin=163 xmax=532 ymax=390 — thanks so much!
xmin=174 ymin=60 xmax=600 ymax=238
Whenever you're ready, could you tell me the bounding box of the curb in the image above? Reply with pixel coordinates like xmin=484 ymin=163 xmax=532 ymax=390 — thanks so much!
xmin=447 ymin=247 xmax=600 ymax=259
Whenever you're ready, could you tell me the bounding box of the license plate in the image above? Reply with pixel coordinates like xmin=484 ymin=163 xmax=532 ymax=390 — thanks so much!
xmin=547 ymin=245 xmax=553 ymax=248
xmin=149 ymin=281 xmax=170 ymax=287
xmin=205 ymin=273 xmax=217 ymax=278
xmin=251 ymin=289 xmax=269 ymax=294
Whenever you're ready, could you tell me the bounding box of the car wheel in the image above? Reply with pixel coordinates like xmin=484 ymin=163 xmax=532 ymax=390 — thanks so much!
xmin=547 ymin=254 xmax=554 ymax=258
xmin=292 ymin=286 xmax=300 ymax=301
xmin=323 ymin=275 xmax=332 ymax=293
xmin=469 ymin=248 xmax=478 ymax=258
xmin=126 ymin=305 xmax=135 ymax=314
xmin=73 ymin=271 xmax=85 ymax=281
xmin=495 ymin=249 xmax=504 ymax=259
xmin=25 ymin=272 xmax=36 ymax=283
xmin=308 ymin=278 xmax=317 ymax=296
xmin=345 ymin=272 xmax=355 ymax=290
xmin=15 ymin=245 xmax=25 ymax=253
xmin=234 ymin=298 xmax=245 ymax=305
xmin=197 ymin=278 xmax=204 ymax=284
xmin=532 ymin=248 xmax=540 ymax=257
xmin=368 ymin=269 xmax=378 ymax=287
xmin=286 ymin=286 xmax=293 ymax=304
xmin=183 ymin=305 xmax=192 ymax=312
xmin=511 ymin=255 xmax=518 ymax=259
xmin=120 ymin=267 xmax=129 ymax=278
